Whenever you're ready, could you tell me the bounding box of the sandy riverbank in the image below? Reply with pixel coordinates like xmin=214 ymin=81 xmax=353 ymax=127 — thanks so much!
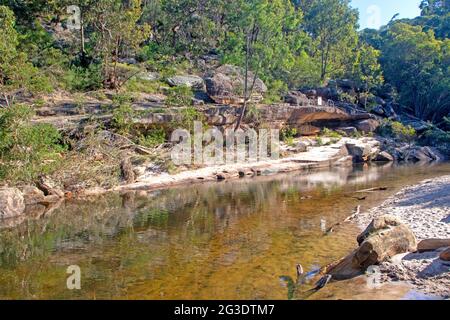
xmin=355 ymin=175 xmax=450 ymax=298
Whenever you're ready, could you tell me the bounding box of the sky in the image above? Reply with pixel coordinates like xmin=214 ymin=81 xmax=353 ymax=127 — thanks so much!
xmin=350 ymin=0 xmax=422 ymax=29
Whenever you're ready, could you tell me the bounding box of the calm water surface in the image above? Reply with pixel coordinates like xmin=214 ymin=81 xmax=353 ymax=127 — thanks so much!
xmin=0 ymin=162 xmax=449 ymax=299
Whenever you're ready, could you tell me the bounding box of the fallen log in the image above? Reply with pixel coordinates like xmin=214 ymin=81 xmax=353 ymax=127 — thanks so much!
xmin=417 ymin=239 xmax=450 ymax=252
xmin=354 ymin=186 xmax=388 ymax=193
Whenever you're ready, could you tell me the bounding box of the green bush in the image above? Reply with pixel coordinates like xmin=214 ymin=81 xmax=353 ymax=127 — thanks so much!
xmin=422 ymin=129 xmax=450 ymax=155
xmin=0 ymin=104 xmax=65 ymax=182
xmin=138 ymin=127 xmax=166 ymax=148
xmin=65 ymin=64 xmax=103 ymax=92
xmin=165 ymin=85 xmax=193 ymax=107
xmin=378 ymin=119 xmax=417 ymax=144
xmin=320 ymin=128 xmax=342 ymax=139
xmin=111 ymin=103 xmax=135 ymax=135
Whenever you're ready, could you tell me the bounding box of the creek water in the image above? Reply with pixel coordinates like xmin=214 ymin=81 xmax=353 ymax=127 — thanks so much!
xmin=0 ymin=162 xmax=449 ymax=300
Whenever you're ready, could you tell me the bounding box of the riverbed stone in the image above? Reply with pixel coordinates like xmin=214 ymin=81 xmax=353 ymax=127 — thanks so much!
xmin=0 ymin=187 xmax=25 ymax=218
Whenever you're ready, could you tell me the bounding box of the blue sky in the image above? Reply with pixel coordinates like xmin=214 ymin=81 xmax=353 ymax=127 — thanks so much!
xmin=350 ymin=0 xmax=422 ymax=29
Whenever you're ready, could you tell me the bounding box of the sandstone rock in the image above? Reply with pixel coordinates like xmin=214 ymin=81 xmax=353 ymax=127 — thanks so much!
xmin=417 ymin=239 xmax=450 ymax=252
xmin=205 ymin=65 xmax=267 ymax=104
xmin=137 ymin=71 xmax=160 ymax=81
xmin=0 ymin=188 xmax=25 ymax=218
xmin=37 ymin=176 xmax=64 ymax=198
xmin=22 ymin=186 xmax=45 ymax=205
xmin=167 ymin=75 xmax=205 ymax=90
xmin=284 ymin=91 xmax=310 ymax=106
xmin=354 ymin=215 xmax=417 ymax=269
xmin=406 ymin=146 xmax=443 ymax=162
xmin=346 ymin=142 xmax=371 ymax=162
xmin=120 ymin=158 xmax=136 ymax=184
xmin=440 ymin=248 xmax=450 ymax=261
xmin=355 ymin=119 xmax=380 ymax=133
xmin=336 ymin=127 xmax=357 ymax=136
xmin=375 ymin=151 xmax=394 ymax=162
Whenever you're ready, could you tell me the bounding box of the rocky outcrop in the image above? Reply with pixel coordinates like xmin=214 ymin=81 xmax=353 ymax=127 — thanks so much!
xmin=326 ymin=215 xmax=417 ymax=280
xmin=167 ymin=75 xmax=205 ymax=90
xmin=284 ymin=91 xmax=310 ymax=106
xmin=355 ymin=119 xmax=380 ymax=134
xmin=37 ymin=176 xmax=64 ymax=198
xmin=405 ymin=146 xmax=444 ymax=162
xmin=204 ymin=65 xmax=267 ymax=104
xmin=345 ymin=141 xmax=372 ymax=162
xmin=374 ymin=151 xmax=394 ymax=162
xmin=22 ymin=186 xmax=45 ymax=205
xmin=0 ymin=188 xmax=25 ymax=218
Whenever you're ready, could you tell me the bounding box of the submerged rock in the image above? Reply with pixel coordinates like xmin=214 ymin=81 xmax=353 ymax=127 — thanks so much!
xmin=0 ymin=187 xmax=25 ymax=218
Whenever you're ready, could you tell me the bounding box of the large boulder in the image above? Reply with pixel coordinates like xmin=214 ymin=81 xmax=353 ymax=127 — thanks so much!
xmin=346 ymin=142 xmax=372 ymax=162
xmin=355 ymin=119 xmax=380 ymax=133
xmin=284 ymin=91 xmax=310 ymax=106
xmin=0 ymin=187 xmax=25 ymax=218
xmin=204 ymin=65 xmax=267 ymax=104
xmin=375 ymin=151 xmax=394 ymax=162
xmin=406 ymin=146 xmax=444 ymax=162
xmin=167 ymin=75 xmax=205 ymax=90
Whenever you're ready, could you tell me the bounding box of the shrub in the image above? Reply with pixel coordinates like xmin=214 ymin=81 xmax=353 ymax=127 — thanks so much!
xmin=65 ymin=64 xmax=103 ymax=92
xmin=422 ymin=129 xmax=450 ymax=155
xmin=165 ymin=85 xmax=193 ymax=107
xmin=0 ymin=104 xmax=65 ymax=182
xmin=111 ymin=103 xmax=135 ymax=135
xmin=138 ymin=127 xmax=166 ymax=148
xmin=320 ymin=128 xmax=342 ymax=139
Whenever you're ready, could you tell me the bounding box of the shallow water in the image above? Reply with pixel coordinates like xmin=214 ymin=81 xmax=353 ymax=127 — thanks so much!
xmin=0 ymin=162 xmax=449 ymax=300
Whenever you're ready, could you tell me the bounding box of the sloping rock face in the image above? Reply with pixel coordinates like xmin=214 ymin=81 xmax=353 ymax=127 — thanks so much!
xmin=0 ymin=188 xmax=25 ymax=218
xmin=205 ymin=65 xmax=267 ymax=104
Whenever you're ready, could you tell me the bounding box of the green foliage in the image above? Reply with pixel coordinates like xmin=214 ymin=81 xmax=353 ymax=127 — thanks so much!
xmin=0 ymin=104 xmax=65 ymax=182
xmin=65 ymin=64 xmax=103 ymax=92
xmin=111 ymin=96 xmax=135 ymax=135
xmin=165 ymin=85 xmax=193 ymax=107
xmin=281 ymin=127 xmax=298 ymax=145
xmin=138 ymin=127 xmax=166 ymax=148
xmin=320 ymin=128 xmax=342 ymax=139
xmin=379 ymin=120 xmax=417 ymax=144
xmin=302 ymin=0 xmax=359 ymax=81
xmin=380 ymin=23 xmax=449 ymax=122
xmin=422 ymin=129 xmax=450 ymax=155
